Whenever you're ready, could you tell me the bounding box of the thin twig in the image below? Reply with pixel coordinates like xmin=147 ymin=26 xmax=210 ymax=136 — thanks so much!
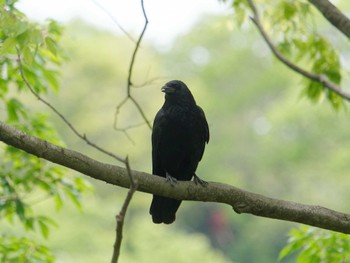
xmin=16 ymin=49 xmax=125 ymax=163
xmin=90 ymin=0 xmax=136 ymax=43
xmin=111 ymin=157 xmax=138 ymax=263
xmin=247 ymin=0 xmax=350 ymax=101
xmin=109 ymin=2 xmax=148 ymax=260
xmin=132 ymin=76 xmax=165 ymax=88
xmin=126 ymin=0 xmax=148 ymax=93
xmin=116 ymin=122 xmax=148 ymax=145
xmin=114 ymin=0 xmax=152 ymax=131
xmin=129 ymin=96 xmax=150 ymax=126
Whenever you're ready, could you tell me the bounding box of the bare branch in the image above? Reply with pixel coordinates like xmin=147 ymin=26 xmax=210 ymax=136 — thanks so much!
xmin=129 ymin=96 xmax=150 ymax=126
xmin=90 ymin=0 xmax=136 ymax=43
xmin=247 ymin=0 xmax=350 ymax=101
xmin=126 ymin=0 xmax=148 ymax=92
xmin=16 ymin=49 xmax=125 ymax=163
xmin=116 ymin=122 xmax=147 ymax=145
xmin=132 ymin=76 xmax=165 ymax=88
xmin=114 ymin=0 xmax=152 ymax=131
xmin=2 ymin=121 xmax=350 ymax=234
xmin=308 ymin=0 xmax=350 ymax=39
xmin=86 ymin=2 xmax=149 ymax=258
xmin=111 ymin=157 xmax=138 ymax=263
xmin=111 ymin=1 xmax=149 ymax=258
xmin=114 ymin=96 xmax=129 ymax=130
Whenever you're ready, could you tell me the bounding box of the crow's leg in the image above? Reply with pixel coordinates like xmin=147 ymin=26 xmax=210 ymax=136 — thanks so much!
xmin=165 ymin=172 xmax=177 ymax=187
xmin=193 ymin=173 xmax=208 ymax=186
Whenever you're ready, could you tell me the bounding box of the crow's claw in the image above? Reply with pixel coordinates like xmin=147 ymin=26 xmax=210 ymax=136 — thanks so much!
xmin=166 ymin=172 xmax=177 ymax=187
xmin=193 ymin=174 xmax=208 ymax=187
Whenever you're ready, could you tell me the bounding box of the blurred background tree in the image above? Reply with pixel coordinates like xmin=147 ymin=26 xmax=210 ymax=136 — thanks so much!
xmin=1 ymin=0 xmax=350 ymax=262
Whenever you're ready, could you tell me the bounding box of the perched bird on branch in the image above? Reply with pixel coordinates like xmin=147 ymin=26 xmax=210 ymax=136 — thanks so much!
xmin=150 ymin=80 xmax=209 ymax=224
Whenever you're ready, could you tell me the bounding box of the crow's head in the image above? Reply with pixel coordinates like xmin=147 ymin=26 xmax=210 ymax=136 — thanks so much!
xmin=161 ymin=80 xmax=196 ymax=106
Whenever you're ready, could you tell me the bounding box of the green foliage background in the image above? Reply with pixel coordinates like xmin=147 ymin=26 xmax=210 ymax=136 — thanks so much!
xmin=2 ymin=0 xmax=350 ymax=262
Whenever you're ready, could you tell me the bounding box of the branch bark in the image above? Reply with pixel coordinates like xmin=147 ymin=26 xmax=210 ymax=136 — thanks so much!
xmin=1 ymin=121 xmax=350 ymax=234
xmin=309 ymin=0 xmax=350 ymax=39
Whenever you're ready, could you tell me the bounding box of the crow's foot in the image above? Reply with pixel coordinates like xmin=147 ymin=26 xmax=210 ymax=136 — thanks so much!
xmin=193 ymin=174 xmax=208 ymax=187
xmin=166 ymin=172 xmax=177 ymax=187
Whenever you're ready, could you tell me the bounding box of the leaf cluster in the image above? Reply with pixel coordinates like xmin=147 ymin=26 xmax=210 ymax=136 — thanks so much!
xmin=266 ymin=0 xmax=343 ymax=109
xmin=229 ymin=0 xmax=344 ymax=109
xmin=0 ymin=2 xmax=92 ymax=262
xmin=0 ymin=5 xmax=63 ymax=97
xmin=271 ymin=1 xmax=342 ymax=108
xmin=279 ymin=226 xmax=350 ymax=262
xmin=0 ymin=235 xmax=54 ymax=263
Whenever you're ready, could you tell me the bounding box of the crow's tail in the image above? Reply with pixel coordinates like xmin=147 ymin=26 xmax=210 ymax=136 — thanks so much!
xmin=149 ymin=195 xmax=182 ymax=224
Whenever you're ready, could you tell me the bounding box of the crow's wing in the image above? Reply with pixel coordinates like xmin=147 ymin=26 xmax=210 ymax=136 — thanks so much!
xmin=152 ymin=108 xmax=166 ymax=177
xmin=197 ymin=105 xmax=209 ymax=161
xmin=150 ymin=108 xmax=182 ymax=224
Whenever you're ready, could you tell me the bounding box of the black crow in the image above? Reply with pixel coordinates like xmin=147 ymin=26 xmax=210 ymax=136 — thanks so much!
xmin=150 ymin=80 xmax=209 ymax=224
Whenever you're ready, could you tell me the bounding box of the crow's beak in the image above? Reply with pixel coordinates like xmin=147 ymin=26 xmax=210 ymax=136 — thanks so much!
xmin=161 ymin=85 xmax=175 ymax=94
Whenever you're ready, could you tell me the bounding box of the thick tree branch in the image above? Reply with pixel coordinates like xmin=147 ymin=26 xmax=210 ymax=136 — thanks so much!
xmin=309 ymin=0 xmax=350 ymax=39
xmin=247 ymin=0 xmax=350 ymax=101
xmin=1 ymin=121 xmax=350 ymax=234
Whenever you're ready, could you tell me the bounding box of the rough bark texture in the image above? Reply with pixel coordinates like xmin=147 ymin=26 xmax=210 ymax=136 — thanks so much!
xmin=1 ymin=121 xmax=350 ymax=233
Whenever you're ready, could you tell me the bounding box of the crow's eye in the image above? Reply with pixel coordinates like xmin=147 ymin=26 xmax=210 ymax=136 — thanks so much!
xmin=169 ymin=85 xmax=179 ymax=92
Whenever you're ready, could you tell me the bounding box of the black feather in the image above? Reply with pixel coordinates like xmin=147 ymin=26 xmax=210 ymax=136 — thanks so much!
xmin=150 ymin=80 xmax=209 ymax=224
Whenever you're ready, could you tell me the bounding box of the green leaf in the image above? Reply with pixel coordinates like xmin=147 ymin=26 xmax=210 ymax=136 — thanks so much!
xmin=0 ymin=37 xmax=17 ymax=56
xmin=300 ymin=2 xmax=310 ymax=16
xmin=37 ymin=216 xmax=57 ymax=238
xmin=14 ymin=20 xmax=28 ymax=36
xmin=0 ymin=235 xmax=55 ymax=262
xmin=24 ymin=217 xmax=34 ymax=231
xmin=67 ymin=188 xmax=82 ymax=209
xmin=278 ymin=41 xmax=291 ymax=56
xmin=6 ymin=98 xmax=27 ymax=122
xmin=42 ymin=68 xmax=59 ymax=92
xmin=306 ymin=81 xmax=324 ymax=103
xmin=233 ymin=0 xmax=248 ymax=27
xmin=283 ymin=2 xmax=297 ymax=19
xmin=279 ymin=226 xmax=350 ymax=262
xmin=45 ymin=36 xmax=57 ymax=56
xmin=16 ymin=30 xmax=30 ymax=48
xmin=38 ymin=220 xmax=50 ymax=239
xmin=22 ymin=46 xmax=34 ymax=65
xmin=54 ymin=191 xmax=64 ymax=210
xmin=327 ymin=90 xmax=343 ymax=110
xmin=74 ymin=176 xmax=93 ymax=192
xmin=278 ymin=242 xmax=299 ymax=260
xmin=15 ymin=200 xmax=26 ymax=221
xmin=31 ymin=29 xmax=43 ymax=46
